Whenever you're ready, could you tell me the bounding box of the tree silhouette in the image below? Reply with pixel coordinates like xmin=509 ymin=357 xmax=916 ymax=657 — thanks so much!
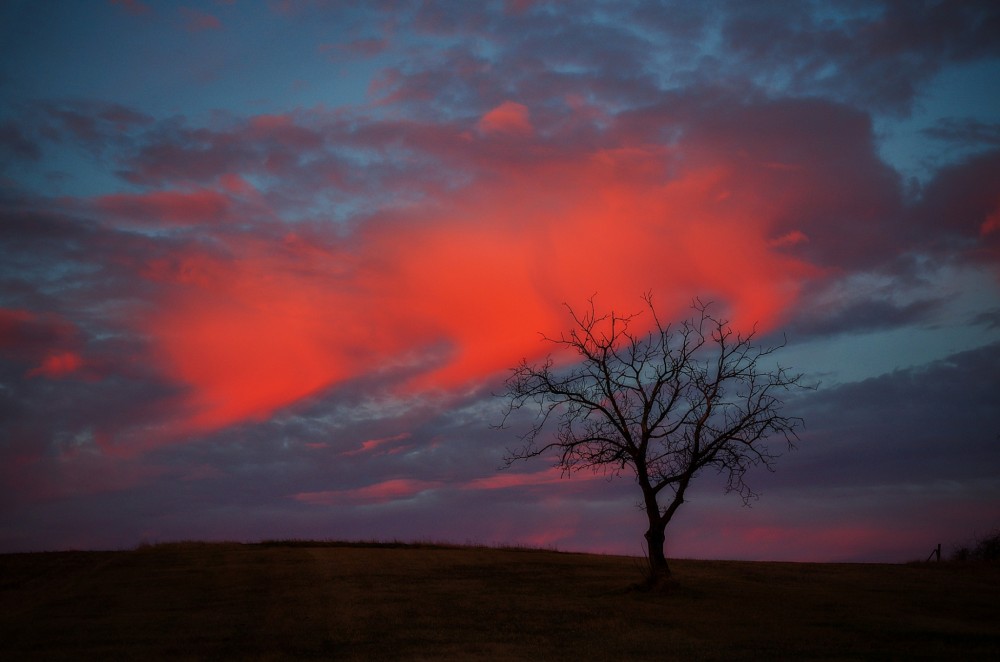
xmin=498 ymin=295 xmax=807 ymax=587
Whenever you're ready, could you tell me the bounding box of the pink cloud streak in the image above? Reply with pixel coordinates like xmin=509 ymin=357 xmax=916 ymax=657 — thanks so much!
xmin=477 ymin=101 xmax=533 ymax=136
xmin=341 ymin=433 xmax=413 ymax=457
xmin=293 ymin=478 xmax=443 ymax=506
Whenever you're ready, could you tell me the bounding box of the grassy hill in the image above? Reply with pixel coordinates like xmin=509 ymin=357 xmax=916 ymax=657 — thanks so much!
xmin=2 ymin=541 xmax=998 ymax=660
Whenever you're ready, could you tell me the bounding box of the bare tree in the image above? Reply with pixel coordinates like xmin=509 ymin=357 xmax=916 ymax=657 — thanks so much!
xmin=497 ymin=295 xmax=807 ymax=586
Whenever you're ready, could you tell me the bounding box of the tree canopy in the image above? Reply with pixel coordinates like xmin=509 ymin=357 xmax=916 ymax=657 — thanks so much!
xmin=498 ymin=295 xmax=807 ymax=584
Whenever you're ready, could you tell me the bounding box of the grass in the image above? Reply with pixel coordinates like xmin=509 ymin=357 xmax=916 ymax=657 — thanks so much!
xmin=1 ymin=541 xmax=998 ymax=660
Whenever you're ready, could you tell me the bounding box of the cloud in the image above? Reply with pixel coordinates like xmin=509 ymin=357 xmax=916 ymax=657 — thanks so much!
xmin=971 ymin=309 xmax=1000 ymax=330
xmin=781 ymin=342 xmax=1000 ymax=489
xmin=983 ymin=209 xmax=1000 ymax=237
xmin=97 ymin=112 xmax=322 ymax=190
xmin=910 ymin=148 xmax=1000 ymax=265
xmin=9 ymin=88 xmax=993 ymax=442
xmin=923 ymin=118 xmax=1000 ymax=147
xmin=717 ymin=1 xmax=1000 ymax=112
xmin=95 ymin=189 xmax=233 ymax=225
xmin=3 ymin=82 xmax=996 ymax=457
xmin=110 ymin=0 xmax=151 ymax=16
xmin=788 ymin=297 xmax=943 ymax=339
xmin=477 ymin=101 xmax=533 ymax=136
xmin=352 ymin=1 xmax=1000 ymax=121
xmin=27 ymin=351 xmax=84 ymax=379
xmin=340 ymin=432 xmax=412 ymax=457
xmin=291 ymin=468 xmax=609 ymax=509
xmin=2 ymin=0 xmax=999 ymax=560
xmin=322 ymin=37 xmax=388 ymax=59
xmin=27 ymin=101 xmax=155 ymax=157
xmin=128 ymin=132 xmax=822 ymax=435
xmin=0 ymin=122 xmax=42 ymax=162
xmin=0 ymin=309 xmax=83 ymax=375
xmin=293 ymin=478 xmax=443 ymax=506
xmin=637 ymin=95 xmax=906 ymax=270
xmin=768 ymin=230 xmax=809 ymax=248
xmin=463 ymin=468 xmax=605 ymax=492
xmin=0 ymin=308 xmax=76 ymax=352
xmin=180 ymin=7 xmax=222 ymax=32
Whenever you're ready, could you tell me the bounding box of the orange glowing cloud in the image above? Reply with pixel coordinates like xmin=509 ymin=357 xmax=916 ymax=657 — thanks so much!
xmin=136 ymin=140 xmax=820 ymax=437
xmin=477 ymin=101 xmax=533 ymax=136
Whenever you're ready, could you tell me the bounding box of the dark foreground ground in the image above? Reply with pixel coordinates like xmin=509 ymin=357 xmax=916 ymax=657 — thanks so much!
xmin=1 ymin=541 xmax=998 ymax=660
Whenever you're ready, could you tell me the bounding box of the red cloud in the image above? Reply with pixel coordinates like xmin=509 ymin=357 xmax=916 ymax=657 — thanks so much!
xmin=133 ymin=138 xmax=818 ymax=435
xmin=27 ymin=351 xmax=84 ymax=379
xmin=477 ymin=101 xmax=533 ymax=136
xmin=218 ymin=173 xmax=258 ymax=196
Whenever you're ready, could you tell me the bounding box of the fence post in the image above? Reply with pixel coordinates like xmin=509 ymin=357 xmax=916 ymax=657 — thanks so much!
xmin=926 ymin=543 xmax=941 ymax=562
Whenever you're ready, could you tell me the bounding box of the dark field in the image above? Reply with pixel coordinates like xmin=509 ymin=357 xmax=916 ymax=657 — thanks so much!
xmin=2 ymin=542 xmax=998 ymax=660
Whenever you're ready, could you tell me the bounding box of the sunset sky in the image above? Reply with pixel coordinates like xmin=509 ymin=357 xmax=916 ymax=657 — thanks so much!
xmin=2 ymin=0 xmax=999 ymax=562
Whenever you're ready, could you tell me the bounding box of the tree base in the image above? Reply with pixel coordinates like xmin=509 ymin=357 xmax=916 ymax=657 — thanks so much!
xmin=632 ymin=569 xmax=681 ymax=594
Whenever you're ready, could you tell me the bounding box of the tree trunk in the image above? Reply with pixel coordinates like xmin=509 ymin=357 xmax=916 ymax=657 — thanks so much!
xmin=644 ymin=525 xmax=672 ymax=583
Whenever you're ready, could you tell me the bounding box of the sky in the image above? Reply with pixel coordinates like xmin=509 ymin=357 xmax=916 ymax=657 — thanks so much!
xmin=1 ymin=0 xmax=999 ymax=562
